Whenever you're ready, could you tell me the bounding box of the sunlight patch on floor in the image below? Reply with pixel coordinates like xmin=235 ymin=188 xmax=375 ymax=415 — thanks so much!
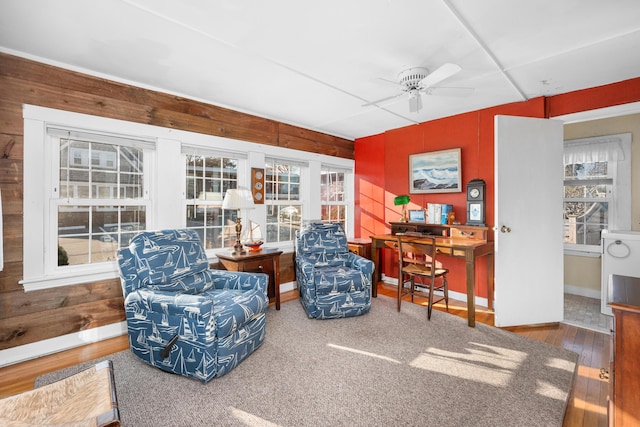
xmin=546 ymin=357 xmax=576 ymax=373
xmin=229 ymin=406 xmax=281 ymax=427
xmin=536 ymin=380 xmax=569 ymax=400
xmin=572 ymin=397 xmax=607 ymax=416
xmin=409 ymin=343 xmax=527 ymax=386
xmin=327 ymin=343 xmax=402 ymax=364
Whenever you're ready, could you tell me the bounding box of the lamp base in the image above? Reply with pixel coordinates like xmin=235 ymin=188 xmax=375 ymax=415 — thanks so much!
xmin=231 ymin=216 xmax=246 ymax=255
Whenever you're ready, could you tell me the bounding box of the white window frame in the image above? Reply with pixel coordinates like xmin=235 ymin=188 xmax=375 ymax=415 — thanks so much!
xmin=181 ymin=145 xmax=248 ymax=255
xmin=320 ymin=164 xmax=349 ymax=230
xmin=264 ymin=157 xmax=305 ymax=243
xmin=22 ymin=105 xmax=355 ymax=291
xmin=48 ymin=130 xmax=154 ymax=272
xmin=563 ymin=133 xmax=631 ymax=255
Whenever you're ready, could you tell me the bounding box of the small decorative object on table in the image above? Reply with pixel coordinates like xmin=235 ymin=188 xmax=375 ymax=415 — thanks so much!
xmin=244 ymin=220 xmax=263 ymax=252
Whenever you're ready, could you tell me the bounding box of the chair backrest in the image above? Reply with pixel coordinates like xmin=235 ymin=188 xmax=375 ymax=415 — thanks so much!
xmin=396 ymin=236 xmax=441 ymax=277
xmin=295 ymin=222 xmax=349 ymax=266
xmin=117 ymin=229 xmax=211 ymax=296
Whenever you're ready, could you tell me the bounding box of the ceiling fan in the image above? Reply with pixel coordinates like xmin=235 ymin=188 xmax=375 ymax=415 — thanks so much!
xmin=364 ymin=63 xmax=472 ymax=113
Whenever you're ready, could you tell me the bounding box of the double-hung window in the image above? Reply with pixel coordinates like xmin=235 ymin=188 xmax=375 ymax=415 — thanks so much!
xmin=51 ymin=128 xmax=153 ymax=268
xmin=320 ymin=165 xmax=347 ymax=230
xmin=563 ymin=133 xmax=631 ymax=253
xmin=265 ymin=158 xmax=302 ymax=242
xmin=183 ymin=149 xmax=242 ymax=250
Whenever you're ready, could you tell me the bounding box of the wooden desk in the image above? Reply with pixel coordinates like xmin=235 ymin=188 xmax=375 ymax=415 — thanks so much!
xmin=370 ymin=234 xmax=494 ymax=327
xmin=216 ymin=248 xmax=283 ymax=310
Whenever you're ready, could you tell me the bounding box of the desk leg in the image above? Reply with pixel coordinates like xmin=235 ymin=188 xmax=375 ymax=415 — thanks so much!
xmin=371 ymin=239 xmax=381 ymax=298
xmin=273 ymin=256 xmax=281 ymax=310
xmin=465 ymin=252 xmax=476 ymax=328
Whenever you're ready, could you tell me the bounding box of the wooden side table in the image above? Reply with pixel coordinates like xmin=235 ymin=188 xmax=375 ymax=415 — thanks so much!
xmin=216 ymin=248 xmax=283 ymax=310
xmin=347 ymin=238 xmax=372 ymax=259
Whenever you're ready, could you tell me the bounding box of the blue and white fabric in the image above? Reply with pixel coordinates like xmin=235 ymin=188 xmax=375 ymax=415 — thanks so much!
xmin=117 ymin=229 xmax=268 ymax=382
xmin=295 ymin=222 xmax=373 ymax=319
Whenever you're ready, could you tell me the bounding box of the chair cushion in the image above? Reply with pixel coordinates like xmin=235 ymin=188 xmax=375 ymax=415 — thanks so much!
xmin=146 ymin=269 xmax=214 ymax=294
xmin=313 ymin=266 xmax=367 ymax=295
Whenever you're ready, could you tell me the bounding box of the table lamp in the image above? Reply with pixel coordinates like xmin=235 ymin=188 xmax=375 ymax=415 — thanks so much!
xmin=394 ymin=194 xmax=411 ymax=222
xmin=222 ymin=187 xmax=254 ymax=255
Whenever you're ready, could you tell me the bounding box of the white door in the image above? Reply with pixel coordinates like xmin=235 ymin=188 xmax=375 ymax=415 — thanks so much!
xmin=494 ymin=115 xmax=564 ymax=327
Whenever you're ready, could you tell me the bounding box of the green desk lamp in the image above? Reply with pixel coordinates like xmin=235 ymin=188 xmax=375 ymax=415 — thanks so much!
xmin=394 ymin=195 xmax=411 ymax=222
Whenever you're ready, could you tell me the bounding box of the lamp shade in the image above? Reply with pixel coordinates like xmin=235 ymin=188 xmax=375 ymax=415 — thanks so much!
xmin=222 ymin=188 xmax=254 ymax=210
xmin=394 ymin=195 xmax=410 ymax=206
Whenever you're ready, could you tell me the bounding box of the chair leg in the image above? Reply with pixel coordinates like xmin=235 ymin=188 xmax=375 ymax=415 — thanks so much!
xmin=443 ymin=275 xmax=449 ymax=312
xmin=427 ymin=279 xmax=435 ymax=320
xmin=397 ymin=274 xmax=402 ymax=312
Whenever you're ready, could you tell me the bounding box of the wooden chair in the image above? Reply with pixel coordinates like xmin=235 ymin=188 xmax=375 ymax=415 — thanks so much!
xmin=395 ymin=235 xmax=449 ymax=319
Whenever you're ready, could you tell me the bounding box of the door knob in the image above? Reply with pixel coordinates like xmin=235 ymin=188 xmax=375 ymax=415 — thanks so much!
xmin=500 ymin=225 xmax=511 ymax=233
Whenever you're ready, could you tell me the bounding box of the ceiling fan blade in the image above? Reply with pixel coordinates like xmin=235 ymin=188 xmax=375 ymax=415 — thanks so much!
xmin=424 ymin=87 xmax=474 ymax=97
xmin=362 ymin=92 xmax=404 ymax=107
xmin=418 ymin=63 xmax=462 ymax=89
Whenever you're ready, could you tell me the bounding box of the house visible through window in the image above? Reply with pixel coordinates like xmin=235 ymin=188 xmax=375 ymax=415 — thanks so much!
xmin=563 ymin=133 xmax=631 ymax=252
xmin=265 ymin=159 xmax=302 ymax=242
xmin=184 ymin=154 xmax=239 ymax=250
xmin=55 ymin=132 xmax=151 ymax=266
xmin=321 ymin=166 xmax=347 ymax=230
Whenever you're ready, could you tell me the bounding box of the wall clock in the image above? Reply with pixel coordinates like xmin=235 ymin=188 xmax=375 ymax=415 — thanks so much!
xmin=251 ymin=168 xmax=265 ymax=204
xmin=466 ymin=178 xmax=486 ymax=226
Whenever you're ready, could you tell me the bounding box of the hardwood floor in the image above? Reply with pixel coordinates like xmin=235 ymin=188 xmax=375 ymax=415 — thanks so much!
xmin=0 ymin=283 xmax=610 ymax=426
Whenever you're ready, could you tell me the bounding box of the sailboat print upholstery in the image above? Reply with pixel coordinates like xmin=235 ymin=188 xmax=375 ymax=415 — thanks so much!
xmin=117 ymin=229 xmax=268 ymax=382
xmin=295 ymin=222 xmax=373 ymax=319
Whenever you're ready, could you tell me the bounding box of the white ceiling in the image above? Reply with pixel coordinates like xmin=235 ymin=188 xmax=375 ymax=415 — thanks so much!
xmin=2 ymin=0 xmax=640 ymax=140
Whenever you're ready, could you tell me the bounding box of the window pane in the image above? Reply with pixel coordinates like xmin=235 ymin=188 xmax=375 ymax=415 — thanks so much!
xmin=265 ymin=162 xmax=300 ymax=201
xmin=564 ymin=183 xmax=608 ymax=199
xmin=57 ymin=204 xmax=145 ymax=266
xmin=564 ymin=161 xmax=608 ymax=179
xmin=563 ymin=202 xmax=607 ymax=245
xmin=266 ymin=204 xmax=301 ymax=243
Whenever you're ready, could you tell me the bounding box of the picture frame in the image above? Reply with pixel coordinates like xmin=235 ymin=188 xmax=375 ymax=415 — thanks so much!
xmin=408 ymin=209 xmax=426 ymax=222
xmin=409 ymin=148 xmax=462 ymax=194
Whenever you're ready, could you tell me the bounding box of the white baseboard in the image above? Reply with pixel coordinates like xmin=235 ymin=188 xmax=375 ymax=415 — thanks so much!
xmin=564 ymin=283 xmax=601 ymax=299
xmin=280 ymin=280 xmax=295 ymax=293
xmin=0 ymin=321 xmax=127 ymax=368
xmin=381 ymin=274 xmax=488 ymax=308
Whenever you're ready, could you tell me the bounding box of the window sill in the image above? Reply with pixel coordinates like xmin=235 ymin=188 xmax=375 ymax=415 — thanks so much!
xmin=21 ymin=266 xmax=120 ymax=292
xmin=22 ymin=244 xmax=296 ymax=292
xmin=563 ymin=249 xmax=601 ymax=258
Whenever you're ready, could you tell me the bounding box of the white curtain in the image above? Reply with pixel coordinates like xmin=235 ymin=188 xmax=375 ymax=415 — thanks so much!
xmin=563 ymin=134 xmax=628 ymax=165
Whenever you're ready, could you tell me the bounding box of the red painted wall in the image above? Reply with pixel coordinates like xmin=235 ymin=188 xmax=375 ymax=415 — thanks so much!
xmin=354 ymin=77 xmax=640 ymax=299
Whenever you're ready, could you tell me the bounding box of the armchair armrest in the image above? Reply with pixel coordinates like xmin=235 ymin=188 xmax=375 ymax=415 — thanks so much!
xmin=347 ymin=253 xmax=375 ymax=276
xmin=210 ymin=270 xmax=268 ymax=296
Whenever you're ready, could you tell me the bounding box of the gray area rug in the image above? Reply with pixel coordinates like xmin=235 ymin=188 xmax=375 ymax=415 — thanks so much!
xmin=37 ymin=296 xmax=578 ymax=426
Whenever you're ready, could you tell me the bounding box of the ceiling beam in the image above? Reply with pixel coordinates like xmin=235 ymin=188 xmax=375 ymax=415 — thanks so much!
xmin=442 ymin=0 xmax=528 ymax=101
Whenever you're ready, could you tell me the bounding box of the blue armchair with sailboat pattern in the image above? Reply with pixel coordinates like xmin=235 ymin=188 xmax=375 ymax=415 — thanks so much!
xmin=117 ymin=229 xmax=268 ymax=382
xmin=295 ymin=222 xmax=373 ymax=319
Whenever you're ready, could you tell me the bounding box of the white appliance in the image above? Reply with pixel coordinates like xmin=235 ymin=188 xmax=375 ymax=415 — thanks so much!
xmin=601 ymin=230 xmax=640 ymax=315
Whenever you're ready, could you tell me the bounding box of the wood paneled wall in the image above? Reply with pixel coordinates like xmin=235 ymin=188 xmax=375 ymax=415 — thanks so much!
xmin=0 ymin=52 xmax=351 ymax=351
